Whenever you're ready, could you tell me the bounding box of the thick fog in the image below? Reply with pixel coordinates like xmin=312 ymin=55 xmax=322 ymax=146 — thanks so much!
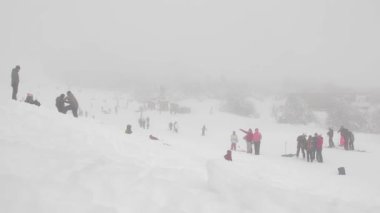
xmin=1 ymin=0 xmax=379 ymax=92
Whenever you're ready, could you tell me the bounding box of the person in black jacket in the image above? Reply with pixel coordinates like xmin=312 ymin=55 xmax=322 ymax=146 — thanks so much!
xmin=64 ymin=91 xmax=79 ymax=117
xmin=296 ymin=134 xmax=307 ymax=159
xmin=56 ymin=94 xmax=66 ymax=113
xmin=347 ymin=130 xmax=355 ymax=150
xmin=11 ymin=65 xmax=20 ymax=100
xmin=327 ymin=128 xmax=335 ymax=148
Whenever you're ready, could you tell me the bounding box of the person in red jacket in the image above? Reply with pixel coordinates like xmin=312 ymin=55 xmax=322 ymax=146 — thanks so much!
xmin=240 ymin=128 xmax=254 ymax=154
xmin=316 ymin=134 xmax=324 ymax=163
xmin=224 ymin=150 xmax=232 ymax=161
xmin=252 ymin=128 xmax=262 ymax=155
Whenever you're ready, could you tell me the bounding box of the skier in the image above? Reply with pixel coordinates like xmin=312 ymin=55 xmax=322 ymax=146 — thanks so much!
xmin=327 ymin=128 xmax=335 ymax=148
xmin=11 ymin=65 xmax=20 ymax=100
xmin=224 ymin=150 xmax=232 ymax=161
xmin=306 ymin=135 xmax=313 ymax=162
xmin=55 ymin=94 xmax=66 ymax=113
xmin=316 ymin=134 xmax=324 ymax=163
xmin=230 ymin=131 xmax=238 ymax=151
xmin=202 ymin=125 xmax=207 ymax=136
xmin=296 ymin=134 xmax=306 ymax=158
xmin=252 ymin=128 xmax=262 ymax=155
xmin=240 ymin=128 xmax=254 ymax=154
xmin=64 ymin=91 xmax=79 ymax=118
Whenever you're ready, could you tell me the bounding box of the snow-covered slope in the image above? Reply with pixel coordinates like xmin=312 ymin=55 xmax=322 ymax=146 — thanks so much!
xmin=1 ymin=98 xmax=380 ymax=213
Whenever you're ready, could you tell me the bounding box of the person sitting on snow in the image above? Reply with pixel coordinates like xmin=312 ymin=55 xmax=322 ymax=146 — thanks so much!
xmin=224 ymin=150 xmax=232 ymax=161
xmin=149 ymin=135 xmax=159 ymax=140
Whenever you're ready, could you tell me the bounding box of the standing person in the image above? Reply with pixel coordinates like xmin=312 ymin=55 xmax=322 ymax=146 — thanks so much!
xmin=55 ymin=94 xmax=66 ymax=113
xmin=11 ymin=65 xmax=20 ymax=100
xmin=310 ymin=134 xmax=318 ymax=162
xmin=296 ymin=134 xmax=306 ymax=159
xmin=240 ymin=128 xmax=254 ymax=154
xmin=316 ymin=134 xmax=324 ymax=163
xmin=327 ymin=128 xmax=335 ymax=148
xmin=146 ymin=117 xmax=150 ymax=129
xmin=64 ymin=91 xmax=79 ymax=118
xmin=253 ymin=128 xmax=262 ymax=155
xmin=173 ymin=121 xmax=178 ymax=133
xmin=202 ymin=125 xmax=207 ymax=136
xmin=306 ymin=135 xmax=313 ymax=162
xmin=169 ymin=122 xmax=173 ymax=131
xmin=230 ymin=131 xmax=238 ymax=151
xmin=338 ymin=126 xmax=349 ymax=150
xmin=348 ymin=130 xmax=355 ymax=150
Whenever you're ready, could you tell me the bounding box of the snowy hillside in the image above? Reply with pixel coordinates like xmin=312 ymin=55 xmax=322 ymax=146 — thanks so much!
xmin=1 ymin=95 xmax=380 ymax=213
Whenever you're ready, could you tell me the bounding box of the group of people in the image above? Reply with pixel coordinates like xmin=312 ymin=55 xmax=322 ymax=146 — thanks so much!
xmin=138 ymin=117 xmax=150 ymax=129
xmin=296 ymin=133 xmax=324 ymax=163
xmin=239 ymin=128 xmax=263 ymax=155
xmin=55 ymin=91 xmax=79 ymax=117
xmin=169 ymin=121 xmax=179 ymax=133
xmin=338 ymin=126 xmax=355 ymax=150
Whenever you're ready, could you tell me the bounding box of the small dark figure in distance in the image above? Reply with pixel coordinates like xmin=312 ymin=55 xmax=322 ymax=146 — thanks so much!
xmin=64 ymin=91 xmax=79 ymax=118
xmin=146 ymin=117 xmax=150 ymax=129
xmin=224 ymin=150 xmax=232 ymax=161
xmin=202 ymin=125 xmax=207 ymax=136
xmin=125 ymin=124 xmax=132 ymax=134
xmin=56 ymin=94 xmax=66 ymax=113
xmin=169 ymin=122 xmax=173 ymax=131
xmin=348 ymin=130 xmax=355 ymax=150
xmin=11 ymin=65 xmax=20 ymax=100
xmin=149 ymin=135 xmax=159 ymax=140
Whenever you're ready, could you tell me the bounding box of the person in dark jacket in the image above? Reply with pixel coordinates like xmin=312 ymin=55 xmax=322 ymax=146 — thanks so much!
xmin=56 ymin=94 xmax=66 ymax=113
xmin=11 ymin=65 xmax=20 ymax=100
xmin=64 ymin=91 xmax=79 ymax=117
xmin=348 ymin=130 xmax=355 ymax=150
xmin=327 ymin=128 xmax=335 ymax=148
xmin=202 ymin=125 xmax=207 ymax=136
xmin=296 ymin=134 xmax=307 ymax=159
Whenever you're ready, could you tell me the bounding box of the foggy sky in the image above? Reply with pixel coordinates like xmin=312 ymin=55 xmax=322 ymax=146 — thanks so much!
xmin=1 ymin=0 xmax=379 ymax=91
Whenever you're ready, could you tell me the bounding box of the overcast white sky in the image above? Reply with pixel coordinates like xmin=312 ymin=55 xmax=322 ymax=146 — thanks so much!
xmin=1 ymin=0 xmax=379 ymax=90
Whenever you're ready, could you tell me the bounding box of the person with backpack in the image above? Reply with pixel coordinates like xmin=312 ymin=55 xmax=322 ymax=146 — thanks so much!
xmin=316 ymin=134 xmax=324 ymax=163
xmin=230 ymin=131 xmax=238 ymax=151
xmin=296 ymin=134 xmax=307 ymax=159
xmin=327 ymin=128 xmax=335 ymax=148
xmin=56 ymin=94 xmax=66 ymax=113
xmin=240 ymin=128 xmax=254 ymax=154
xmin=252 ymin=128 xmax=262 ymax=155
xmin=11 ymin=65 xmax=20 ymax=100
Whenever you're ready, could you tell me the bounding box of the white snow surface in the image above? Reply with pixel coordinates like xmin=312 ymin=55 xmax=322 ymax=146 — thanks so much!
xmin=1 ymin=91 xmax=380 ymax=213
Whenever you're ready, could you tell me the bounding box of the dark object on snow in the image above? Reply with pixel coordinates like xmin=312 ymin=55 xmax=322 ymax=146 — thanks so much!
xmin=11 ymin=65 xmax=20 ymax=100
xmin=25 ymin=93 xmax=41 ymax=107
xmin=224 ymin=150 xmax=232 ymax=161
xmin=202 ymin=125 xmax=206 ymax=136
xmin=149 ymin=135 xmax=159 ymax=140
xmin=338 ymin=167 xmax=346 ymax=175
xmin=281 ymin=154 xmax=296 ymax=157
xmin=56 ymin=94 xmax=66 ymax=113
xmin=125 ymin=125 xmax=132 ymax=134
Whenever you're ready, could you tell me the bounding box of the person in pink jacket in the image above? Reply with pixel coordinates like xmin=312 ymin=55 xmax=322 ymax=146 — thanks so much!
xmin=252 ymin=128 xmax=262 ymax=155
xmin=240 ymin=128 xmax=254 ymax=154
xmin=316 ymin=134 xmax=324 ymax=163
